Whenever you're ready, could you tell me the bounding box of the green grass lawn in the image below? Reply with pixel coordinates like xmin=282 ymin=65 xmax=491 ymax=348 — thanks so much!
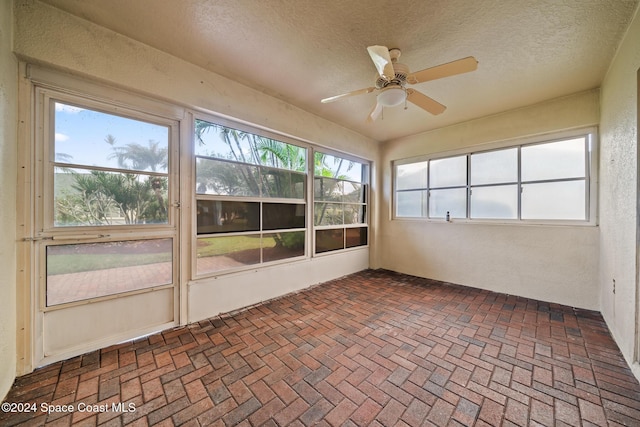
xmin=197 ymin=235 xmax=274 ymax=257
xmin=47 ymin=252 xmax=172 ymax=275
xmin=48 ymin=235 xmax=285 ymax=275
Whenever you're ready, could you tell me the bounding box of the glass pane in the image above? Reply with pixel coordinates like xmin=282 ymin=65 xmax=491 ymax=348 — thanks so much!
xmin=196 ymin=158 xmax=260 ymax=196
xmin=345 ymin=227 xmax=367 ymax=248
xmin=263 ymin=231 xmax=305 ymax=262
xmin=54 ymin=167 xmax=168 ymax=226
xmin=315 ymin=151 xmax=364 ymax=182
xmin=314 ymin=177 xmax=342 ymax=201
xmin=343 ymin=204 xmax=366 ymax=224
xmin=196 ymin=200 xmax=259 ymax=234
xmin=263 ymin=203 xmax=306 ymax=230
xmin=429 ymin=188 xmax=467 ymax=218
xmin=471 ymin=148 xmax=518 ymax=185
xmin=196 ymin=235 xmax=261 ymax=275
xmin=253 ymin=139 xmax=307 ymax=171
xmin=316 ymin=229 xmax=344 ymax=253
xmin=261 ymin=168 xmax=305 ymax=199
xmin=470 ymin=185 xmax=518 ymax=219
xmin=396 ymin=162 xmax=428 ymax=190
xmin=194 ymin=120 xmax=306 ymax=172
xmin=521 ymin=137 xmax=586 ymax=181
xmin=429 ymin=156 xmax=466 ymax=188
xmin=314 ymin=203 xmax=343 ymax=226
xmin=343 ymin=182 xmax=365 ymax=203
xmin=46 ymin=239 xmax=172 ymax=306
xmin=522 ymin=180 xmax=586 ymax=220
xmin=54 ymin=102 xmax=169 ymax=173
xmin=396 ymin=190 xmax=428 ymax=217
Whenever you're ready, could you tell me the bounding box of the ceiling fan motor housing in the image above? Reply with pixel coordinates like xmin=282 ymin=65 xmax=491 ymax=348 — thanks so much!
xmin=375 ymin=62 xmax=410 ymax=89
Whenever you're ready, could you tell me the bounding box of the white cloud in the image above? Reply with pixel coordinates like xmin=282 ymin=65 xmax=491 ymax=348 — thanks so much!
xmin=55 ymin=133 xmax=69 ymax=142
xmin=54 ymin=103 xmax=85 ymax=114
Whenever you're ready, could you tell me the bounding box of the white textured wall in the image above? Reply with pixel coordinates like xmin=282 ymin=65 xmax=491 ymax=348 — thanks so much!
xmin=0 ymin=0 xmax=18 ymax=401
xmin=599 ymin=6 xmax=640 ymax=376
xmin=378 ymin=91 xmax=601 ymax=309
xmin=189 ymin=250 xmax=369 ymax=323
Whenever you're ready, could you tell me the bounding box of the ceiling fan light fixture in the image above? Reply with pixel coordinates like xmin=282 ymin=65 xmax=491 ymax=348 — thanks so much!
xmin=377 ymin=85 xmax=406 ymax=107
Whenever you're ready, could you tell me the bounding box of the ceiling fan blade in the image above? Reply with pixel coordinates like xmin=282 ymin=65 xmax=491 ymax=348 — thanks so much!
xmin=407 ymin=56 xmax=478 ymax=84
xmin=321 ymin=87 xmax=376 ymax=103
xmin=367 ymin=45 xmax=395 ymax=81
xmin=406 ymin=89 xmax=446 ymax=115
xmin=366 ymin=101 xmax=383 ymax=123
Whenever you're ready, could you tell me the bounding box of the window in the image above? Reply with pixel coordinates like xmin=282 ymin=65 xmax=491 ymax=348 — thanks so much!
xmin=314 ymin=151 xmax=368 ymax=253
xmin=521 ymin=138 xmax=587 ymax=220
xmin=193 ymin=120 xmax=370 ymax=274
xmin=394 ymin=131 xmax=594 ymax=222
xmin=44 ymin=97 xmax=177 ymax=306
xmin=46 ymin=239 xmax=172 ymax=305
xmin=428 ymin=156 xmax=467 ymax=219
xmin=396 ymin=161 xmax=427 ymax=217
xmin=53 ymin=102 xmax=170 ymax=227
xmin=470 ymin=148 xmax=518 ymax=219
xmin=194 ymin=119 xmax=307 ymax=275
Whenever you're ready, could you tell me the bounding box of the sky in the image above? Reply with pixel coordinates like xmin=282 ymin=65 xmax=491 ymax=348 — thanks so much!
xmin=54 ymin=102 xmax=169 ymax=172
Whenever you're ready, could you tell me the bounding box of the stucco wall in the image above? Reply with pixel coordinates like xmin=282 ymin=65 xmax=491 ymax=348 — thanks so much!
xmin=599 ymin=5 xmax=640 ymax=376
xmin=378 ymin=90 xmax=601 ymax=309
xmin=0 ymin=0 xmax=18 ymax=400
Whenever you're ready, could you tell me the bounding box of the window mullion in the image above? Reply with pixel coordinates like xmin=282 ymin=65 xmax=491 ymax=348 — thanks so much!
xmin=584 ymin=136 xmax=591 ymax=221
xmin=426 ymin=160 xmax=430 ymax=218
xmin=466 ymin=154 xmax=471 ymax=219
xmin=517 ymin=146 xmax=522 ymax=220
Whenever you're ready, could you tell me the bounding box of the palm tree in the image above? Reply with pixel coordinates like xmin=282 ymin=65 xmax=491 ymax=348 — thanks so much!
xmin=196 ymin=120 xmax=360 ymax=224
xmin=106 ymin=135 xmax=168 ymax=172
xmin=314 ymin=151 xmax=354 ymax=179
xmin=56 ymin=173 xmax=118 ymax=225
xmin=313 ymin=152 xmax=359 ymax=225
xmin=106 ymin=135 xmax=168 ymax=218
xmin=195 ymin=122 xmax=263 ymax=196
xmin=69 ymin=171 xmax=156 ymax=224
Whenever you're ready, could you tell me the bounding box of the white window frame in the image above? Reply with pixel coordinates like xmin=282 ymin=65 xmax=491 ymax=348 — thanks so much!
xmin=33 ymin=84 xmax=183 ymax=311
xmin=42 ymin=92 xmax=178 ymax=232
xmin=312 ymin=148 xmax=370 ymax=256
xmin=191 ymin=116 xmax=372 ymax=274
xmin=393 ymin=127 xmax=598 ymax=226
xmin=192 ymin=114 xmax=311 ymax=278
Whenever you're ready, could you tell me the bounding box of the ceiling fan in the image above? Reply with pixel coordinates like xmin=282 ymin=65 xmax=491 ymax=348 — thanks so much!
xmin=321 ymin=46 xmax=478 ymax=122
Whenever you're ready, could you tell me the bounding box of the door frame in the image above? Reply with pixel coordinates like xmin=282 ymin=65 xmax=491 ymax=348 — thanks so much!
xmin=18 ymin=64 xmax=188 ymax=369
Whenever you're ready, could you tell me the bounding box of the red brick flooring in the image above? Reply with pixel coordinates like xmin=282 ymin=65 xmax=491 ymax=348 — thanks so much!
xmin=3 ymin=269 xmax=640 ymax=426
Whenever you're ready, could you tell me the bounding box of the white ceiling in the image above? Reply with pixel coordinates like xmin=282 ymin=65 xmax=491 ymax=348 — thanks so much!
xmin=41 ymin=0 xmax=638 ymax=142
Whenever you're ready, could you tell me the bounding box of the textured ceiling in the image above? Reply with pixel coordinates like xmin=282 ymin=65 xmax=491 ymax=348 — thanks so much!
xmin=41 ymin=0 xmax=638 ymax=142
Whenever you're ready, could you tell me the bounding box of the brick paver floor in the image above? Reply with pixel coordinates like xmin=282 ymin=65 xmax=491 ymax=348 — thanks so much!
xmin=3 ymin=269 xmax=640 ymax=426
xmin=47 ymin=262 xmax=173 ymax=306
